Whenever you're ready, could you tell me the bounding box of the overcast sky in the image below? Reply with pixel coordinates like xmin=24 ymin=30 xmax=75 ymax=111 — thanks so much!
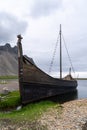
xmin=0 ymin=0 xmax=87 ymax=78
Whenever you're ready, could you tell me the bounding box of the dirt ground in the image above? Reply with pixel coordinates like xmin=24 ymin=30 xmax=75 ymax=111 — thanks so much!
xmin=0 ymin=80 xmax=19 ymax=93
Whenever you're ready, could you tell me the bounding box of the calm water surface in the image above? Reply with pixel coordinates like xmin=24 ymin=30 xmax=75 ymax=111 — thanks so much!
xmin=78 ymin=80 xmax=87 ymax=99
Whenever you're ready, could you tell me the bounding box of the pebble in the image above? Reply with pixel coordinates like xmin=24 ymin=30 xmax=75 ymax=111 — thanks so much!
xmin=39 ymin=99 xmax=87 ymax=130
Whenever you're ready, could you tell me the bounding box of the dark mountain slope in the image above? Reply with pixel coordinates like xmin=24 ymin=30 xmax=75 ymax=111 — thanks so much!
xmin=0 ymin=43 xmax=18 ymax=76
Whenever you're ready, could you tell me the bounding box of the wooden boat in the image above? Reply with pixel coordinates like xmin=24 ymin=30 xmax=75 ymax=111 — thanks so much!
xmin=17 ymin=25 xmax=78 ymax=104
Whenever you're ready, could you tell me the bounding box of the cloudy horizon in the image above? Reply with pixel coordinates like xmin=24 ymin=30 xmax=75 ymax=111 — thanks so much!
xmin=0 ymin=0 xmax=87 ymax=78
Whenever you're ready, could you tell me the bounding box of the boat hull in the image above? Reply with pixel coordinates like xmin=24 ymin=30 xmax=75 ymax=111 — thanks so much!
xmin=20 ymin=81 xmax=77 ymax=104
xmin=17 ymin=38 xmax=78 ymax=105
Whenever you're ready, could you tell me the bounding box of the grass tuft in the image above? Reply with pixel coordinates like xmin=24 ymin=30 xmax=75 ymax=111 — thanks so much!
xmin=0 ymin=91 xmax=57 ymax=122
xmin=0 ymin=75 xmax=18 ymax=80
xmin=0 ymin=91 xmax=20 ymax=110
xmin=0 ymin=90 xmax=62 ymax=129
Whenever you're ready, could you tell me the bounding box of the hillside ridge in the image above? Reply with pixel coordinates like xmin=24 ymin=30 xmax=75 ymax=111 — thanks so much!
xmin=0 ymin=43 xmax=18 ymax=76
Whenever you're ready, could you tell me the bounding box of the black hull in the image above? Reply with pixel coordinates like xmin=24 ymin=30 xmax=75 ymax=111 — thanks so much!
xmin=21 ymin=82 xmax=77 ymax=104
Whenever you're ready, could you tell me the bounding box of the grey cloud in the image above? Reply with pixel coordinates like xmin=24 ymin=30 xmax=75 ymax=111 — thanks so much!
xmin=0 ymin=12 xmax=28 ymax=43
xmin=30 ymin=0 xmax=62 ymax=18
xmin=32 ymin=47 xmax=82 ymax=75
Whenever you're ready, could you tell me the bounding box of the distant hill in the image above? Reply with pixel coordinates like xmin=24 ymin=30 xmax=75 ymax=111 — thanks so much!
xmin=0 ymin=43 xmax=18 ymax=76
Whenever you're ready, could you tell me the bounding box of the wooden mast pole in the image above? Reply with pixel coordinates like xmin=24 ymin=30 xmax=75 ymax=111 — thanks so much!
xmin=17 ymin=34 xmax=23 ymax=103
xmin=60 ymin=24 xmax=62 ymax=79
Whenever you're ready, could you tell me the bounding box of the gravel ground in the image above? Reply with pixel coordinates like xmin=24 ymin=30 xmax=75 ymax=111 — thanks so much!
xmin=39 ymin=99 xmax=87 ymax=130
xmin=0 ymin=99 xmax=87 ymax=130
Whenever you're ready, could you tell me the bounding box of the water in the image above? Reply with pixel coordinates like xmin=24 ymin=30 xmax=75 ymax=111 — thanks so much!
xmin=78 ymin=80 xmax=87 ymax=99
xmin=48 ymin=80 xmax=87 ymax=103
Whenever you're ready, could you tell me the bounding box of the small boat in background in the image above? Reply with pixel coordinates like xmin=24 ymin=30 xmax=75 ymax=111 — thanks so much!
xmin=17 ymin=25 xmax=78 ymax=105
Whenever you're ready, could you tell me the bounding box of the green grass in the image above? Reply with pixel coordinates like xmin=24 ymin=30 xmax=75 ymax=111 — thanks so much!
xmin=0 ymin=80 xmax=7 ymax=84
xmin=0 ymin=101 xmax=53 ymax=129
xmin=0 ymin=91 xmax=20 ymax=110
xmin=0 ymin=91 xmax=59 ymax=121
xmin=0 ymin=75 xmax=18 ymax=80
xmin=0 ymin=100 xmax=56 ymax=121
xmin=0 ymin=91 xmax=62 ymax=129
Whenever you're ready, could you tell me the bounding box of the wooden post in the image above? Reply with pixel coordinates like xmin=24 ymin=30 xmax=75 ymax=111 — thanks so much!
xmin=17 ymin=35 xmax=23 ymax=103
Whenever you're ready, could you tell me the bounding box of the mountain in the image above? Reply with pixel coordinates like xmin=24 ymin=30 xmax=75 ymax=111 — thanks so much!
xmin=0 ymin=43 xmax=18 ymax=76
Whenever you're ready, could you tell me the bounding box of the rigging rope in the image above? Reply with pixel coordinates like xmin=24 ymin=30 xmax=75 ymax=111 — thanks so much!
xmin=62 ymin=34 xmax=76 ymax=75
xmin=49 ymin=33 xmax=59 ymax=74
xmin=49 ymin=30 xmax=76 ymax=77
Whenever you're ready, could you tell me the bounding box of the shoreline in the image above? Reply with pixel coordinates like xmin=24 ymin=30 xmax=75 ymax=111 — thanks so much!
xmin=39 ymin=98 xmax=87 ymax=130
xmin=0 ymin=99 xmax=87 ymax=130
xmin=0 ymin=80 xmax=87 ymax=129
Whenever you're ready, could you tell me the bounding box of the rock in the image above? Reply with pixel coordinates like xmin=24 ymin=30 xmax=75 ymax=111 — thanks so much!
xmin=16 ymin=106 xmax=22 ymax=111
xmin=2 ymin=87 xmax=10 ymax=95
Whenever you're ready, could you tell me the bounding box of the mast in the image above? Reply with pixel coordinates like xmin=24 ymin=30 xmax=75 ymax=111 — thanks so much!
xmin=60 ymin=24 xmax=62 ymax=79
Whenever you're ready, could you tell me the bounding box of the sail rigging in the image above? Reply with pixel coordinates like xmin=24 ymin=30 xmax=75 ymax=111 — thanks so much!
xmin=48 ymin=33 xmax=59 ymax=74
xmin=49 ymin=24 xmax=76 ymax=78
